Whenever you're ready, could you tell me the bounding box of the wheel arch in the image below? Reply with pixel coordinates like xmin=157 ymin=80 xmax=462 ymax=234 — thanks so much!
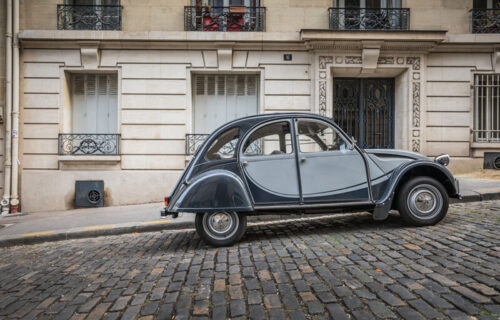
xmin=373 ymin=161 xmax=458 ymax=220
xmin=172 ymin=169 xmax=253 ymax=213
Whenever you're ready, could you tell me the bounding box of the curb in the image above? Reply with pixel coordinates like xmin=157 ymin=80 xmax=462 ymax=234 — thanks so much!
xmin=1 ymin=194 xmax=499 ymax=248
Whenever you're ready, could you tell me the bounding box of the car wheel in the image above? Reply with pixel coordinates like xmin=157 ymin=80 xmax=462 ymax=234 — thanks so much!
xmin=195 ymin=212 xmax=247 ymax=247
xmin=397 ymin=176 xmax=449 ymax=226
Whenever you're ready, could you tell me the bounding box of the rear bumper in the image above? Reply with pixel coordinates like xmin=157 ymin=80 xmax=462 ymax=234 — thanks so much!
xmin=160 ymin=207 xmax=179 ymax=219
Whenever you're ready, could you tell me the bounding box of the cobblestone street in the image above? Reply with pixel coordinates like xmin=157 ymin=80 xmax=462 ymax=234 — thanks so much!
xmin=0 ymin=201 xmax=499 ymax=320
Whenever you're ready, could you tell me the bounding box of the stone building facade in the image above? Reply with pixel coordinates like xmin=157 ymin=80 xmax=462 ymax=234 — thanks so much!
xmin=1 ymin=0 xmax=500 ymax=212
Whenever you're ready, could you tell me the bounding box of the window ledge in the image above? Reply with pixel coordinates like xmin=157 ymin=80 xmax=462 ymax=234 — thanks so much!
xmin=58 ymin=155 xmax=121 ymax=164
xmin=471 ymin=142 xmax=500 ymax=149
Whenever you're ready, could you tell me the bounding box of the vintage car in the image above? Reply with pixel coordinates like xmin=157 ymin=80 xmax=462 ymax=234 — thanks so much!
xmin=161 ymin=113 xmax=460 ymax=246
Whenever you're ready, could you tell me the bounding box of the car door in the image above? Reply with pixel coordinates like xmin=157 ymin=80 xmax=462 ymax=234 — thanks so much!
xmin=240 ymin=120 xmax=300 ymax=205
xmin=295 ymin=118 xmax=370 ymax=203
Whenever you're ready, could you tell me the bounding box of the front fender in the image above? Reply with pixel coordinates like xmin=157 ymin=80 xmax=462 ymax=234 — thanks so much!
xmin=171 ymin=169 xmax=253 ymax=213
xmin=373 ymin=161 xmax=459 ymax=220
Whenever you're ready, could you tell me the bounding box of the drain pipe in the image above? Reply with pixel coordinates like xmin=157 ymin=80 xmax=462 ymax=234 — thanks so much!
xmin=10 ymin=0 xmax=19 ymax=213
xmin=1 ymin=0 xmax=13 ymax=215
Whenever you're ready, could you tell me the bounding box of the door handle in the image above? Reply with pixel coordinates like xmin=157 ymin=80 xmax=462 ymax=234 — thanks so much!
xmin=242 ymin=161 xmax=248 ymax=167
xmin=300 ymin=157 xmax=306 ymax=163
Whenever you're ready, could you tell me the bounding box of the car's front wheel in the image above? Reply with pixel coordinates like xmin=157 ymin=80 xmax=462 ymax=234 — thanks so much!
xmin=195 ymin=212 xmax=247 ymax=246
xmin=397 ymin=176 xmax=449 ymax=226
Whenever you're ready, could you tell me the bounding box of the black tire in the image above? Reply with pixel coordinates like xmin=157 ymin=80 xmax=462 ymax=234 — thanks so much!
xmin=195 ymin=212 xmax=247 ymax=247
xmin=397 ymin=176 xmax=449 ymax=226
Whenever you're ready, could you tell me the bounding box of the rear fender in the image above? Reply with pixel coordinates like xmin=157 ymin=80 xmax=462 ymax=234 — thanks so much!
xmin=172 ymin=169 xmax=253 ymax=213
xmin=373 ymin=161 xmax=459 ymax=220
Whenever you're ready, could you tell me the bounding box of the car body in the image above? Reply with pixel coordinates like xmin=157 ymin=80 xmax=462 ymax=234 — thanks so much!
xmin=162 ymin=113 xmax=460 ymax=246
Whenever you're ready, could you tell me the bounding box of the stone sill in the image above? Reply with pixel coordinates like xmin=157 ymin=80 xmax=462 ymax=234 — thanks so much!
xmin=471 ymin=142 xmax=500 ymax=149
xmin=58 ymin=155 xmax=121 ymax=164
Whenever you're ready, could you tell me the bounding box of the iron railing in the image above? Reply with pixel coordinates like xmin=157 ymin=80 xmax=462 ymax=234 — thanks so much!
xmin=473 ymin=74 xmax=500 ymax=143
xmin=184 ymin=6 xmax=266 ymax=31
xmin=471 ymin=9 xmax=500 ymax=33
xmin=59 ymin=134 xmax=120 ymax=155
xmin=57 ymin=4 xmax=122 ymax=30
xmin=186 ymin=134 xmax=209 ymax=155
xmin=328 ymin=8 xmax=410 ymax=30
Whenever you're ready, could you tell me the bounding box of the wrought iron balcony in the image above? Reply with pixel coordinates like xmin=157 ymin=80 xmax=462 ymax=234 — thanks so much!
xmin=59 ymin=134 xmax=120 ymax=155
xmin=328 ymin=8 xmax=410 ymax=30
xmin=186 ymin=134 xmax=209 ymax=155
xmin=472 ymin=9 xmax=500 ymax=33
xmin=57 ymin=4 xmax=122 ymax=30
xmin=184 ymin=6 xmax=266 ymax=32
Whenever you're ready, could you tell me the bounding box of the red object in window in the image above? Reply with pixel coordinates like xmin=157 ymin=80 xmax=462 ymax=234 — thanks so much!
xmin=203 ymin=15 xmax=219 ymax=31
xmin=227 ymin=14 xmax=243 ymax=31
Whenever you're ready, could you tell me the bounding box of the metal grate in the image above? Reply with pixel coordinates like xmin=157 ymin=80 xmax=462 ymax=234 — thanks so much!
xmin=57 ymin=4 xmax=122 ymax=30
xmin=471 ymin=9 xmax=500 ymax=33
xmin=184 ymin=6 xmax=266 ymax=32
xmin=59 ymin=134 xmax=120 ymax=155
xmin=473 ymin=74 xmax=500 ymax=142
xmin=328 ymin=8 xmax=410 ymax=30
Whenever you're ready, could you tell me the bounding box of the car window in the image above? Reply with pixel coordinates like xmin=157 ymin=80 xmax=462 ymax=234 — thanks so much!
xmin=297 ymin=120 xmax=348 ymax=153
xmin=243 ymin=121 xmax=293 ymax=156
xmin=206 ymin=127 xmax=240 ymax=160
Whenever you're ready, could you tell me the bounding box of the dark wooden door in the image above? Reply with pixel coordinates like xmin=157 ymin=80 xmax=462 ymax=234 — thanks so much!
xmin=333 ymin=78 xmax=394 ymax=149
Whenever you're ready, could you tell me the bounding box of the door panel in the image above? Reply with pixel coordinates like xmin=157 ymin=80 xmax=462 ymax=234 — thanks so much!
xmin=333 ymin=78 xmax=394 ymax=149
xmin=295 ymin=119 xmax=369 ymax=203
xmin=240 ymin=120 xmax=300 ymax=205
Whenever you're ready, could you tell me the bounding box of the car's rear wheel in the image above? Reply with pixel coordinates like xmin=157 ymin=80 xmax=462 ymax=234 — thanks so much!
xmin=397 ymin=176 xmax=448 ymax=226
xmin=195 ymin=212 xmax=247 ymax=247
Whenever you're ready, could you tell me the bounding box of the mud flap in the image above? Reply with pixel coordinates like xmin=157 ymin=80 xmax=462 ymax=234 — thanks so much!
xmin=372 ymin=193 xmax=394 ymax=221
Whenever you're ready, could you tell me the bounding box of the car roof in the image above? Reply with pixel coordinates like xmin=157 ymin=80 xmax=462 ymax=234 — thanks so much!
xmin=223 ymin=112 xmax=332 ymax=128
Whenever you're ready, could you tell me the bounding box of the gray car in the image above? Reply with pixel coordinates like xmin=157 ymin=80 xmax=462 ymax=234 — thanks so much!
xmin=161 ymin=113 xmax=460 ymax=246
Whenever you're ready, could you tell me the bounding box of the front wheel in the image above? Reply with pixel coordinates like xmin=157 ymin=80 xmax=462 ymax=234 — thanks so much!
xmin=397 ymin=176 xmax=449 ymax=226
xmin=195 ymin=212 xmax=247 ymax=247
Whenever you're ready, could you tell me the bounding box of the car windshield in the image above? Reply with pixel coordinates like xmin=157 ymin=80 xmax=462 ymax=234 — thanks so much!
xmin=205 ymin=127 xmax=240 ymax=160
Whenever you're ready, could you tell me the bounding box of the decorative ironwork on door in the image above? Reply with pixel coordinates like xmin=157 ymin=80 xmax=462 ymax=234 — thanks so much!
xmin=333 ymin=78 xmax=394 ymax=149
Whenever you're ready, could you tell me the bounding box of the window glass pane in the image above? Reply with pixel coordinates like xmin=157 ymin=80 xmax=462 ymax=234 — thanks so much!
xmin=206 ymin=127 xmax=240 ymax=160
xmin=297 ymin=121 xmax=348 ymax=153
xmin=243 ymin=122 xmax=293 ymax=156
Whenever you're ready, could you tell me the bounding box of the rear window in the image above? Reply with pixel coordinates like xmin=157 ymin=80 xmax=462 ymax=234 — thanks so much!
xmin=205 ymin=127 xmax=240 ymax=161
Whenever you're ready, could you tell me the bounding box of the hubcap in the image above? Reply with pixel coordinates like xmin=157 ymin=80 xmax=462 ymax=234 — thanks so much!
xmin=202 ymin=212 xmax=239 ymax=240
xmin=407 ymin=184 xmax=442 ymax=220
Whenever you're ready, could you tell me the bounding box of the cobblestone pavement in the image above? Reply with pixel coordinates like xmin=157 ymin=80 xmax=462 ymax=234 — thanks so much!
xmin=0 ymin=201 xmax=499 ymax=320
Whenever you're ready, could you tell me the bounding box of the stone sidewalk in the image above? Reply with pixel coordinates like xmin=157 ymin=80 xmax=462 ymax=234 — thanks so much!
xmin=0 ymin=201 xmax=499 ymax=319
xmin=0 ymin=177 xmax=498 ymax=247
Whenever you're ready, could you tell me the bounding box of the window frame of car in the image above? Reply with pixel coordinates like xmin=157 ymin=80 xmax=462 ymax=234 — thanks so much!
xmin=294 ymin=118 xmax=353 ymax=155
xmin=239 ymin=118 xmax=296 ymax=159
xmin=203 ymin=126 xmax=241 ymax=162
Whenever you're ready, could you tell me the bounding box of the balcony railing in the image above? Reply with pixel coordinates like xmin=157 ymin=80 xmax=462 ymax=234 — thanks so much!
xmin=184 ymin=6 xmax=266 ymax=31
xmin=472 ymin=9 xmax=500 ymax=33
xmin=59 ymin=134 xmax=120 ymax=155
xmin=328 ymin=8 xmax=410 ymax=30
xmin=186 ymin=134 xmax=209 ymax=155
xmin=57 ymin=4 xmax=122 ymax=30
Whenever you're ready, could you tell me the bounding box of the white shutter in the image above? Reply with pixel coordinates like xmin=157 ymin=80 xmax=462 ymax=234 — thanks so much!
xmin=71 ymin=74 xmax=118 ymax=134
xmin=193 ymin=74 xmax=259 ymax=134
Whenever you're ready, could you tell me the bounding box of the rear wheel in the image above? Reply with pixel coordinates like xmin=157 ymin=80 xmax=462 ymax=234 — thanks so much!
xmin=195 ymin=212 xmax=247 ymax=247
xmin=397 ymin=176 xmax=448 ymax=226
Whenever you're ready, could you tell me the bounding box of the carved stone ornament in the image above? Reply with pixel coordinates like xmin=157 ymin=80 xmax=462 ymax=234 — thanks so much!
xmin=406 ymin=57 xmax=421 ymax=70
xmin=412 ymin=139 xmax=420 ymax=152
xmin=377 ymin=56 xmax=395 ymax=64
xmin=319 ymin=81 xmax=327 ymax=116
xmin=345 ymin=56 xmax=363 ymax=64
xmin=319 ymin=56 xmax=333 ymax=69
xmin=412 ymin=82 xmax=421 ymax=128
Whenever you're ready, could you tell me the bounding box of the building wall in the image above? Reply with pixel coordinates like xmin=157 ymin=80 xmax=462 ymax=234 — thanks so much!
xmin=0 ymin=0 xmax=6 ymax=198
xmin=19 ymin=0 xmax=477 ymax=35
xmin=19 ymin=47 xmax=312 ymax=212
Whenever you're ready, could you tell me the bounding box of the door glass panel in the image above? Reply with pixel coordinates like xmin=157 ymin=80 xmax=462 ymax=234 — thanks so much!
xmin=205 ymin=127 xmax=240 ymax=160
xmin=297 ymin=121 xmax=348 ymax=153
xmin=242 ymin=122 xmax=292 ymax=156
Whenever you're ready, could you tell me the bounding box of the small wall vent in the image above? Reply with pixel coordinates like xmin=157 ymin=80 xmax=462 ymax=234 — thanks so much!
xmin=484 ymin=152 xmax=500 ymax=170
xmin=75 ymin=180 xmax=104 ymax=207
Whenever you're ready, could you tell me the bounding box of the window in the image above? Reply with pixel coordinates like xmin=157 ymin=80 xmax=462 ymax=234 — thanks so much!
xmin=243 ymin=122 xmax=292 ymax=156
xmin=206 ymin=127 xmax=240 ymax=160
xmin=59 ymin=0 xmax=122 ymax=31
xmin=474 ymin=74 xmax=500 ymax=142
xmin=297 ymin=120 xmax=348 ymax=153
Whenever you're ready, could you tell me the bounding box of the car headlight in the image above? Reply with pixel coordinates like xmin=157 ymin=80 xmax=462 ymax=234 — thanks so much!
xmin=434 ymin=153 xmax=450 ymax=166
